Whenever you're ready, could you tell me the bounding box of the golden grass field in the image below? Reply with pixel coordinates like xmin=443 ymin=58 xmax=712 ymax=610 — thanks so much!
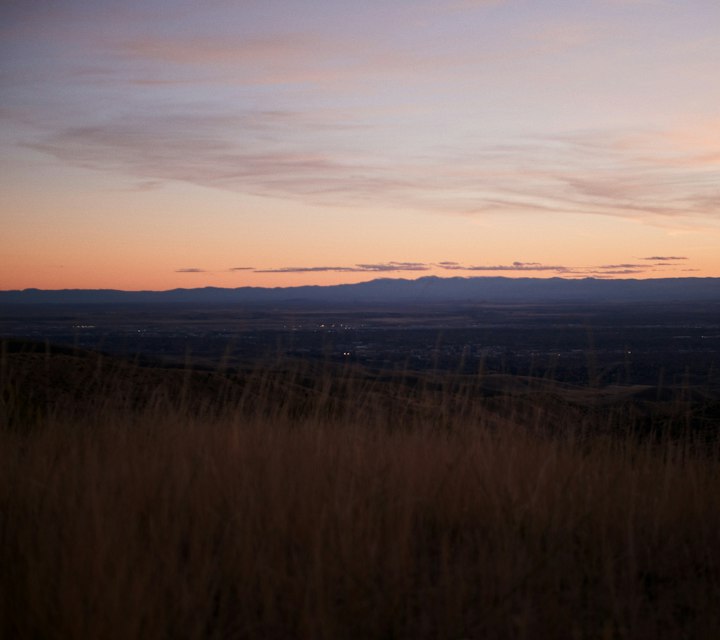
xmin=1 ymin=342 xmax=719 ymax=639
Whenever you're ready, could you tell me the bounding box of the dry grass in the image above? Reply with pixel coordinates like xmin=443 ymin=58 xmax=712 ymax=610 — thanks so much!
xmin=1 ymin=347 xmax=719 ymax=639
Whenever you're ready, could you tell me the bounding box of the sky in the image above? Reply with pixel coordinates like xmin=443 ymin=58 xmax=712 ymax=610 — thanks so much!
xmin=1 ymin=0 xmax=719 ymax=290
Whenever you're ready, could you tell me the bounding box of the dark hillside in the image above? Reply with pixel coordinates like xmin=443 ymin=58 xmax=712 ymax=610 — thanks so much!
xmin=2 ymin=340 xmax=720 ymax=639
xmin=3 ymin=339 xmax=718 ymax=438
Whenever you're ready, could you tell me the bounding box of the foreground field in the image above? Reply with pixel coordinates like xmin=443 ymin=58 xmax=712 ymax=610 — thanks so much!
xmin=1 ymin=345 xmax=719 ymax=639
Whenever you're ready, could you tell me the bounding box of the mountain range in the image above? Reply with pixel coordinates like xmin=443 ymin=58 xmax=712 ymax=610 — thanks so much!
xmin=2 ymin=276 xmax=720 ymax=305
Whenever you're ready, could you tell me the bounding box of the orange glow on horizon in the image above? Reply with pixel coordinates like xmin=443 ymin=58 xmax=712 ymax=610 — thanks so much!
xmin=2 ymin=261 xmax=719 ymax=292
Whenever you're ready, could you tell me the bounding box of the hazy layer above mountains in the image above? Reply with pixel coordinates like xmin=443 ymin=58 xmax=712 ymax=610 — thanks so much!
xmin=2 ymin=276 xmax=719 ymax=304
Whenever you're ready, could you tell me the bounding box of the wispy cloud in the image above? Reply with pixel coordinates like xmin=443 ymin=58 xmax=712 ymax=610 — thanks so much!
xmin=255 ymin=266 xmax=358 ymax=274
xmin=255 ymin=262 xmax=431 ymax=274
xmin=642 ymin=256 xmax=687 ymax=261
xmin=118 ymin=33 xmax=357 ymax=87
xmin=178 ymin=266 xmax=255 ymax=274
xmin=27 ymin=112 xmax=720 ymax=226
xmin=598 ymin=263 xmax=645 ymax=269
xmin=593 ymin=269 xmax=643 ymax=275
xmin=358 ymin=262 xmax=429 ymax=271
xmin=253 ymin=258 xmax=690 ymax=278
xmin=115 ymin=22 xmax=488 ymax=89
xmin=438 ymin=261 xmax=572 ymax=273
xmin=435 ymin=258 xmax=686 ymax=277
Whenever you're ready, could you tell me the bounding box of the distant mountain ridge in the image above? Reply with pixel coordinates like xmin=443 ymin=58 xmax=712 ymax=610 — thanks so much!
xmin=2 ymin=276 xmax=720 ymax=304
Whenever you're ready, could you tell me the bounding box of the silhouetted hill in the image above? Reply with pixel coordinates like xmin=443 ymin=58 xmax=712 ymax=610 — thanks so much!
xmin=1 ymin=276 xmax=720 ymax=304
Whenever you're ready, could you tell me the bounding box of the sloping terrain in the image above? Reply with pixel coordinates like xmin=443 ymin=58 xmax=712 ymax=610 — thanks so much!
xmin=3 ymin=339 xmax=718 ymax=438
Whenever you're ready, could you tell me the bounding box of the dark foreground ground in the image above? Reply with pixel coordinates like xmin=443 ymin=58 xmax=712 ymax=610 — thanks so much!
xmin=1 ymin=301 xmax=719 ymax=638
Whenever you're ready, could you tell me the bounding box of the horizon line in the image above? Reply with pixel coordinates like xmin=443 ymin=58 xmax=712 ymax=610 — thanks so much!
xmin=3 ymin=274 xmax=720 ymax=295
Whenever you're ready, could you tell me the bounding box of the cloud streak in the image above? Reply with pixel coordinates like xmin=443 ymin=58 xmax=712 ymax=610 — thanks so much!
xmin=252 ymin=258 xmax=691 ymax=278
xmin=438 ymin=261 xmax=572 ymax=273
xmin=642 ymin=256 xmax=687 ymax=261
xmin=255 ymin=262 xmax=431 ymax=274
xmin=27 ymin=110 xmax=720 ymax=225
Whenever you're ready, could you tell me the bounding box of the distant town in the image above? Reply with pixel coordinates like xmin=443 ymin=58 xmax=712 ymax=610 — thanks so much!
xmin=3 ymin=298 xmax=719 ymax=391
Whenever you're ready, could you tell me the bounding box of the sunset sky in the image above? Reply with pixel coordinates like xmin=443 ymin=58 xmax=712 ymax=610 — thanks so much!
xmin=2 ymin=0 xmax=719 ymax=290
